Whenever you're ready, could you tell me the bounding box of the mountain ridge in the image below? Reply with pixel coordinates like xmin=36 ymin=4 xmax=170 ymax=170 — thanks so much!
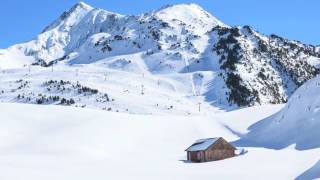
xmin=42 ymin=2 xmax=94 ymax=33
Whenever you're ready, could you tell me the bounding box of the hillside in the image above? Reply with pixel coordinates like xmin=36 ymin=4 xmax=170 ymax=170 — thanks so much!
xmin=0 ymin=2 xmax=320 ymax=111
xmin=236 ymin=75 xmax=320 ymax=150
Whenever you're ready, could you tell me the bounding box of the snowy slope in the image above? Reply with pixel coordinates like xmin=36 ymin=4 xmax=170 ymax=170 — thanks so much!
xmin=236 ymin=75 xmax=320 ymax=151
xmin=209 ymin=26 xmax=320 ymax=106
xmin=0 ymin=103 xmax=319 ymax=180
xmin=0 ymin=2 xmax=320 ymax=110
xmin=0 ymin=64 xmax=214 ymax=115
xmin=296 ymin=160 xmax=320 ymax=180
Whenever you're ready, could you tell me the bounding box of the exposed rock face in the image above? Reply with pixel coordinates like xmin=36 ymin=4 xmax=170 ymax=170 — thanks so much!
xmin=211 ymin=26 xmax=319 ymax=106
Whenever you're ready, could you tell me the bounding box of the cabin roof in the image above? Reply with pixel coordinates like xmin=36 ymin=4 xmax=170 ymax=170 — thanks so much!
xmin=185 ymin=138 xmax=220 ymax=152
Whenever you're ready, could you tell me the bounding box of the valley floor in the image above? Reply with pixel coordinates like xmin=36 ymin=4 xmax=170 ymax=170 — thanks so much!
xmin=0 ymin=103 xmax=319 ymax=180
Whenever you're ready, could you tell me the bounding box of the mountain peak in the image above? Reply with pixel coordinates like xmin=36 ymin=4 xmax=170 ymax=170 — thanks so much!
xmin=65 ymin=1 xmax=94 ymax=18
xmin=72 ymin=2 xmax=93 ymax=11
xmin=154 ymin=3 xmax=225 ymax=30
xmin=42 ymin=2 xmax=93 ymax=33
xmin=156 ymin=3 xmax=204 ymax=12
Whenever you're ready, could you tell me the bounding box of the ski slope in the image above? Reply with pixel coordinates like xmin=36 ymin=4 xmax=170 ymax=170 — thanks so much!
xmin=0 ymin=103 xmax=319 ymax=180
xmin=0 ymin=63 xmax=224 ymax=115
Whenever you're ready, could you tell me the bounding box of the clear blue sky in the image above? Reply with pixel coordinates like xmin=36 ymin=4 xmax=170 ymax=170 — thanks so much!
xmin=1 ymin=0 xmax=319 ymax=48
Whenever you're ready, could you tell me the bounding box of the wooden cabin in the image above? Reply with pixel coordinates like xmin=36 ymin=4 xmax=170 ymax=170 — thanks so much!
xmin=185 ymin=137 xmax=236 ymax=162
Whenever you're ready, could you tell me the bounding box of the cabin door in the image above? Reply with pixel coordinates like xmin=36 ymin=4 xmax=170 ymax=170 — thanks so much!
xmin=197 ymin=151 xmax=202 ymax=162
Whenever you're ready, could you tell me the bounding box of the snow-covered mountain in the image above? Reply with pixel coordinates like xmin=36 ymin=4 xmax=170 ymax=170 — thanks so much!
xmin=209 ymin=26 xmax=320 ymax=106
xmin=1 ymin=2 xmax=320 ymax=109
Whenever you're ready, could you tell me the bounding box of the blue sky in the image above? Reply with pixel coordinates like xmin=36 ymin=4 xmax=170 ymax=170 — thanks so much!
xmin=0 ymin=0 xmax=319 ymax=48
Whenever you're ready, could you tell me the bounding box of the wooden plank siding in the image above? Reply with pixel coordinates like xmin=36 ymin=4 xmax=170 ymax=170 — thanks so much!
xmin=187 ymin=138 xmax=236 ymax=162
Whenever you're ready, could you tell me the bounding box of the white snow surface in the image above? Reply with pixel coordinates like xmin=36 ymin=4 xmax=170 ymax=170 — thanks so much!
xmin=0 ymin=103 xmax=319 ymax=180
xmin=296 ymin=160 xmax=320 ymax=180
xmin=0 ymin=63 xmax=223 ymax=115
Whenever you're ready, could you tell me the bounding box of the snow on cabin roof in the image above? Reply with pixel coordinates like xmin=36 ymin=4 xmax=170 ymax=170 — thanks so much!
xmin=185 ymin=138 xmax=220 ymax=152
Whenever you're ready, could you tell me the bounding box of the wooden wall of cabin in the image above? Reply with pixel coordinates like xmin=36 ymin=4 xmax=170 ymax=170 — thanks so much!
xmin=205 ymin=149 xmax=235 ymax=161
xmin=204 ymin=139 xmax=235 ymax=161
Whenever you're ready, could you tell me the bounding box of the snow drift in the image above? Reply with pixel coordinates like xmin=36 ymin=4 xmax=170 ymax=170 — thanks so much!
xmin=236 ymin=75 xmax=320 ymax=150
